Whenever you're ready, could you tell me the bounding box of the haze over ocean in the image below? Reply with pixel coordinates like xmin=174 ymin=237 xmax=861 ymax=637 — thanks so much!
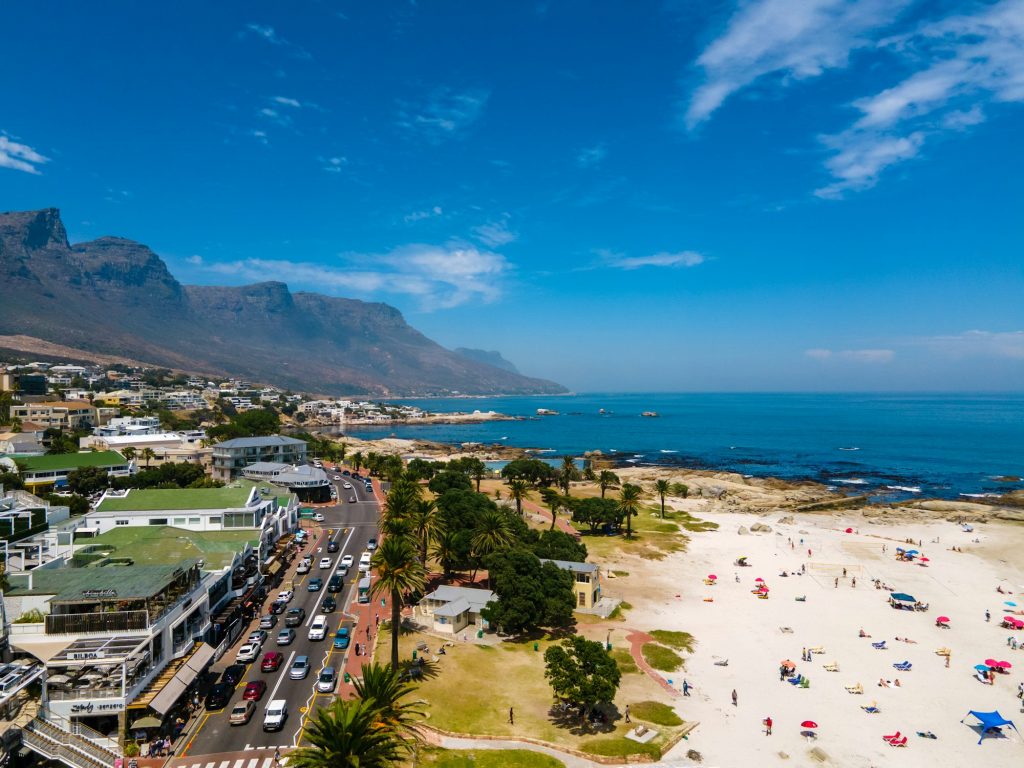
xmin=346 ymin=393 xmax=1024 ymax=500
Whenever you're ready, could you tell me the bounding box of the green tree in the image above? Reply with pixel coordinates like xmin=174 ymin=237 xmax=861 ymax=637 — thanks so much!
xmin=429 ymin=527 xmax=460 ymax=580
xmin=507 ymin=479 xmax=528 ymax=517
xmin=287 ymin=698 xmax=404 ymax=768
xmin=598 ymin=470 xmax=620 ymax=499
xmin=569 ymin=497 xmax=622 ymax=534
xmin=544 ymin=636 xmax=621 ymax=720
xmin=530 ymin=529 xmax=588 ymax=563
xmin=0 ymin=472 xmax=25 ymax=491
xmin=121 ymin=446 xmax=137 ymax=462
xmin=654 ymin=479 xmax=670 ymax=519
xmin=66 ymin=465 xmax=110 ymax=495
xmin=408 ymin=499 xmax=438 ymax=565
xmin=352 ymin=663 xmax=423 ymax=738
xmin=500 ymin=458 xmax=558 ymax=486
xmin=481 ymin=548 xmax=574 ymax=635
xmin=352 ymin=451 xmax=364 ymax=472
xmin=427 ymin=470 xmax=472 ymax=495
xmin=382 ymin=478 xmax=421 ymax=531
xmin=617 ymin=483 xmax=642 ymax=539
xmin=470 ymin=509 xmax=514 ymax=582
xmin=370 ymin=536 xmax=426 ymax=668
xmin=671 ymin=482 xmax=689 ymax=499
xmin=539 ymin=487 xmax=565 ymax=532
xmin=559 ymin=456 xmax=579 ymax=496
xmin=139 ymin=447 xmax=156 ymax=467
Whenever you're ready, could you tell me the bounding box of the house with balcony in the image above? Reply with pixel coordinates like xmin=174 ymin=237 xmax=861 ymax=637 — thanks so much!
xmin=9 ymin=401 xmax=98 ymax=430
xmin=240 ymin=462 xmax=331 ymax=502
xmin=416 ymin=586 xmax=495 ymax=635
xmin=540 ymin=558 xmax=602 ymax=611
xmin=9 ymin=451 xmax=132 ymax=493
xmin=211 ymin=435 xmax=307 ymax=482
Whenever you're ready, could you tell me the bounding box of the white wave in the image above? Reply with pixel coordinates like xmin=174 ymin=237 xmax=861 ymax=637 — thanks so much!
xmin=960 ymin=492 xmax=1001 ymax=499
xmin=834 ymin=478 xmax=867 ymax=485
xmin=627 ymin=458 xmax=639 ymax=463
xmin=839 ymin=447 xmax=860 ymax=451
xmin=886 ymin=485 xmax=922 ymax=494
xmin=660 ymin=449 xmax=677 ymax=454
xmin=633 ymin=454 xmax=643 ymax=458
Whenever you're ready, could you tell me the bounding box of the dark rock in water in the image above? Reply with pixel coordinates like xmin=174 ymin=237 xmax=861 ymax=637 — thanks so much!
xmin=0 ymin=207 xmax=566 ymax=396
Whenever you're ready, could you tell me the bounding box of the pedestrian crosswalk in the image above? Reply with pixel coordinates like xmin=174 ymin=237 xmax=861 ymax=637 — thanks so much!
xmin=174 ymin=756 xmax=282 ymax=768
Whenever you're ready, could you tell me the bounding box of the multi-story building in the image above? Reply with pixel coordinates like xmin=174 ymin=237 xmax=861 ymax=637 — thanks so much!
xmin=211 ymin=436 xmax=307 ymax=482
xmin=240 ymin=462 xmax=331 ymax=502
xmin=9 ymin=401 xmax=98 ymax=430
xmin=541 ymin=558 xmax=603 ymax=611
xmin=93 ymin=416 xmax=162 ymax=437
xmin=12 ymin=451 xmax=132 ymax=493
xmin=0 ymin=486 xmax=50 ymax=546
xmin=92 ymin=390 xmax=144 ymax=408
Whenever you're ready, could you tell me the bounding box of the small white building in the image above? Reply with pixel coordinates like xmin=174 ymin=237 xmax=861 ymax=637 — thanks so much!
xmin=416 ymin=586 xmax=495 ymax=635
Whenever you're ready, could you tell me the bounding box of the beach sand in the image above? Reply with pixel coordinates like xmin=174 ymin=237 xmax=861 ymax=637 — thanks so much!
xmin=607 ymin=511 xmax=1024 ymax=767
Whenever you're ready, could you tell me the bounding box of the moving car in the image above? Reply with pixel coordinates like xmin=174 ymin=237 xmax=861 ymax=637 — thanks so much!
xmin=342 ymin=482 xmax=352 ymax=489
xmin=248 ymin=630 xmax=267 ymax=647
xmin=327 ymin=574 xmax=343 ymax=592
xmin=366 ymin=538 xmax=378 ymax=551
xmin=327 ymin=541 xmax=339 ymax=553
xmin=229 ymin=700 xmax=256 ymax=725
xmin=307 ymin=577 xmax=323 ymax=592
xmin=333 ymin=627 xmax=350 ymax=650
xmin=289 ymin=656 xmax=310 ymax=680
xmin=222 ymin=665 xmax=246 ymax=686
xmin=276 ymin=628 xmax=295 ymax=646
xmin=349 ymin=496 xmax=356 ymax=503
xmin=277 ymin=590 xmax=294 ymax=603
xmin=285 ymin=607 xmax=306 ymax=627
xmin=243 ymin=680 xmax=267 ymax=701
xmin=317 ymin=667 xmax=337 ymax=693
xmin=359 ymin=551 xmax=372 ymax=574
xmin=204 ymin=682 xmax=232 ymax=710
xmin=321 ymin=596 xmax=337 ymax=612
xmin=263 ymin=700 xmax=288 ymax=732
xmin=333 ymin=475 xmax=341 ymax=481
xmin=296 ymin=560 xmax=311 ymax=574
xmin=269 ymin=600 xmax=287 ymax=615
xmin=260 ymin=652 xmax=283 ymax=672
xmin=314 ymin=513 xmax=325 ymax=522
xmin=319 ymin=557 xmax=332 ymax=569
xmin=308 ymin=615 xmax=329 ymax=641
xmin=336 ymin=564 xmax=349 ymax=578
xmin=340 ymin=554 xmax=354 ymax=568
xmin=235 ymin=643 xmax=259 ymax=663
xmin=259 ymin=614 xmax=277 ymax=629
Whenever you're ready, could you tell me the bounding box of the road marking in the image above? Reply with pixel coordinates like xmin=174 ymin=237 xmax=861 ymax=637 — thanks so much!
xmin=304 ymin=526 xmax=356 ymax=626
xmin=265 ymin=650 xmax=295 ymax=703
xmin=218 ymin=761 xmax=230 ymax=768
xmin=177 ymin=712 xmax=210 ymax=756
xmin=247 ymin=758 xmax=259 ymax=768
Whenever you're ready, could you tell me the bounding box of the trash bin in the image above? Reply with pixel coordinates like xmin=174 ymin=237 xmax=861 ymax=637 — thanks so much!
xmin=344 ymin=671 xmax=350 ymax=683
xmin=412 ymin=650 xmax=417 ymax=660
xmin=477 ymin=629 xmax=483 ymax=639
xmin=534 ymin=642 xmax=539 ymax=652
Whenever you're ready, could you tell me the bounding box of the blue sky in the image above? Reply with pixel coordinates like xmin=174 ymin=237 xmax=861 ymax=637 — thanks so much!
xmin=2 ymin=0 xmax=1022 ymax=392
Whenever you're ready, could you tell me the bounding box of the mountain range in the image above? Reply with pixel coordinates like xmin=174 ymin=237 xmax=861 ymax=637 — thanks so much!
xmin=0 ymin=208 xmax=565 ymax=396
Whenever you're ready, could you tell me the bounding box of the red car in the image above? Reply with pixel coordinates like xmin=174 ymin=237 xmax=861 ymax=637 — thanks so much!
xmin=260 ymin=652 xmax=283 ymax=672
xmin=242 ymin=680 xmax=267 ymax=701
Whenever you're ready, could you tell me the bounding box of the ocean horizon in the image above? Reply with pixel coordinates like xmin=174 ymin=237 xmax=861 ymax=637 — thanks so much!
xmin=343 ymin=392 xmax=1024 ymax=501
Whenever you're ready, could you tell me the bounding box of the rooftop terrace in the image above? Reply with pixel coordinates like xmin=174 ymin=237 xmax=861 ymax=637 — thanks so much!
xmin=82 ymin=526 xmax=259 ymax=569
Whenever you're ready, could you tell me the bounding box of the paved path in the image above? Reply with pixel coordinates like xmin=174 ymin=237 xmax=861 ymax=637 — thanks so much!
xmin=625 ymin=630 xmax=681 ymax=698
xmin=521 ymin=498 xmax=580 ymax=538
xmin=431 ymin=735 xmax=612 ymax=768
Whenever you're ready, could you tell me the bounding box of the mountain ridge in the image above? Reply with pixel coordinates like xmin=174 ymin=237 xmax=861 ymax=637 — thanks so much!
xmin=0 ymin=208 xmax=565 ymax=396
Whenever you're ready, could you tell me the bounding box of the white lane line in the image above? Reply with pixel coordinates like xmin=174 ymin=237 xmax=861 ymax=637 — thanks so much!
xmin=304 ymin=526 xmax=356 ymax=626
xmin=265 ymin=650 xmax=295 ymax=704
xmin=247 ymin=759 xmax=259 ymax=768
xmin=218 ymin=761 xmax=230 ymax=768
xmin=261 ymin=759 xmax=274 ymax=768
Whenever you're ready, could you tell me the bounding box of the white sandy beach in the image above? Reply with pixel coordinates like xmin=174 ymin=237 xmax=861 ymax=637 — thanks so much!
xmin=609 ymin=510 xmax=1024 ymax=768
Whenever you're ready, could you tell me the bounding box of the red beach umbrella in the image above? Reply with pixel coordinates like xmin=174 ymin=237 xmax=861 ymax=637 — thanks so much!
xmin=936 ymin=616 xmax=950 ymax=623
xmin=801 ymin=720 xmax=818 ymax=729
xmin=995 ymin=661 xmax=1012 ymax=669
xmin=921 ymin=557 xmax=930 ymax=562
xmin=845 ymin=527 xmax=853 ymax=533
xmin=984 ymin=658 xmax=999 ymax=667
xmin=708 ymin=574 xmax=717 ymax=580
xmin=755 ymin=577 xmax=765 ymax=582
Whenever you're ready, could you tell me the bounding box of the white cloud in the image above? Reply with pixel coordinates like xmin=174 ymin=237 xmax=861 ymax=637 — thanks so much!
xmin=242 ymin=23 xmax=311 ymax=59
xmin=921 ymin=330 xmax=1024 ymax=360
xmin=807 ymin=347 xmax=894 ymax=363
xmin=250 ymin=129 xmax=269 ymax=145
xmin=804 ymin=348 xmax=833 ymax=360
xmin=320 ymin=156 xmax=347 ymax=173
xmin=0 ymin=134 xmax=50 ymax=175
xmin=471 ymin=216 xmax=517 ymax=247
xmin=404 ymin=206 xmax=444 ymax=223
xmin=186 ymin=255 xmax=204 ymax=266
xmin=577 ymin=143 xmax=607 ymax=168
xmin=605 ymin=250 xmax=706 ymax=270
xmin=817 ymin=0 xmax=1024 ymax=197
xmin=201 ymin=242 xmax=509 ymax=311
xmin=684 ymin=0 xmax=909 ymax=128
xmin=397 ymin=87 xmax=489 ymax=143
xmin=272 ymin=96 xmax=302 ymax=108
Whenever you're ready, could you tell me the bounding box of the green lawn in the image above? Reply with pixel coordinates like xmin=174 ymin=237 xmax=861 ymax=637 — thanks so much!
xmin=641 ymin=643 xmax=684 ymax=672
xmin=648 ymin=630 xmax=696 ymax=653
xmin=629 ymin=701 xmax=683 ymax=727
xmin=84 ymin=526 xmax=258 ymax=568
xmin=416 ymin=748 xmax=564 ymax=768
xmin=611 ymin=648 xmax=638 ymax=675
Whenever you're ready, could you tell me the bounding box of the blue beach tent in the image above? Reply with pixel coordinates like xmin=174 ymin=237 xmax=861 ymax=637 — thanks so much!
xmin=961 ymin=710 xmax=1021 ymax=744
xmin=890 ymin=592 xmax=916 ymax=603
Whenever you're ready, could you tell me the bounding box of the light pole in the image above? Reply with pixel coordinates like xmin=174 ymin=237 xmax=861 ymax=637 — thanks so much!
xmin=606 ymin=629 xmax=612 ymax=651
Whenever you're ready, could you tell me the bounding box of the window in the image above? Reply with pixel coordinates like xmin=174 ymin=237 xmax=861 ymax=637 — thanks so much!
xmin=577 ymin=592 xmax=586 ymax=607
xmin=173 ymin=517 xmax=186 ymax=526
xmin=189 ymin=517 xmax=201 ymax=525
xmin=210 ymin=516 xmax=221 ymax=526
xmin=576 ymin=572 xmax=589 ymax=583
xmin=116 ymin=519 xmax=129 ymax=526
xmin=149 ymin=518 xmax=168 ymax=526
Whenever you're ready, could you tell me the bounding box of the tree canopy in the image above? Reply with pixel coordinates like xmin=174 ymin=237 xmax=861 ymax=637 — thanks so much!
xmin=482 ymin=547 xmax=574 ymax=635
xmin=206 ymin=408 xmax=281 ymax=441
xmin=427 ymin=469 xmax=473 ymax=495
xmin=568 ymin=496 xmax=623 ymax=534
xmin=544 ymin=636 xmax=621 ymax=715
xmin=500 ymin=458 xmax=557 ymax=486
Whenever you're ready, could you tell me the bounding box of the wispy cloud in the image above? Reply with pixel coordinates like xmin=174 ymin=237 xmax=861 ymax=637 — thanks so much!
xmin=805 ymin=347 xmax=895 ymax=363
xmin=271 ymin=96 xmax=302 ymax=108
xmin=249 ymin=129 xmax=269 ymax=145
xmin=404 ymin=206 xmax=444 ymax=223
xmin=241 ymin=23 xmax=312 ymax=60
xmin=816 ymin=0 xmax=1024 ymax=197
xmin=920 ymin=330 xmax=1024 ymax=360
xmin=602 ymin=249 xmax=706 ymax=270
xmin=397 ymin=87 xmax=489 ymax=143
xmin=577 ymin=143 xmax=607 ymax=168
xmin=200 ymin=242 xmax=509 ymax=311
xmin=471 ymin=215 xmax=517 ymax=247
xmin=0 ymin=134 xmax=50 ymax=174
xmin=319 ymin=156 xmax=347 ymax=173
xmin=684 ymin=0 xmax=909 ymax=129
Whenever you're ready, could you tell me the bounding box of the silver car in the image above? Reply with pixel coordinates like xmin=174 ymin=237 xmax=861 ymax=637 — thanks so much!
xmin=289 ymin=655 xmax=310 ymax=680
xmin=276 ymin=628 xmax=295 ymax=646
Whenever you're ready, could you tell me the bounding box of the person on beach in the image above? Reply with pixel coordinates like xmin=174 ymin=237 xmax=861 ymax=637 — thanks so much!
xmin=986 ymin=609 xmax=991 ymax=622
xmin=835 ymin=577 xmax=839 ymax=588
xmin=843 ymin=568 xmax=847 ymax=577
xmin=624 ymin=705 xmax=630 ymax=723
xmin=852 ymin=576 xmax=856 ymax=587
xmin=682 ymin=680 xmax=691 ymax=696
xmin=764 ymin=716 xmax=773 ymax=735
xmin=509 ymin=706 xmax=515 ymax=724
xmin=732 ymin=689 xmax=738 ymax=706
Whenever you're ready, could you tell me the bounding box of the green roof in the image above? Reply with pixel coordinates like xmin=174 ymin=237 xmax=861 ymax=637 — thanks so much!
xmin=96 ymin=485 xmax=255 ymax=512
xmin=8 ymin=561 xmax=194 ymax=602
xmin=16 ymin=451 xmax=127 ymax=472
xmin=82 ymin=526 xmax=259 ymax=569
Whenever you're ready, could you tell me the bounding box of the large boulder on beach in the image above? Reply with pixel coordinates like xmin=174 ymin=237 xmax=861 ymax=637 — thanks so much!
xmin=750 ymin=522 xmax=772 ymax=533
xmin=777 ymin=515 xmax=795 ymax=525
xmin=737 ymin=525 xmax=750 ymax=535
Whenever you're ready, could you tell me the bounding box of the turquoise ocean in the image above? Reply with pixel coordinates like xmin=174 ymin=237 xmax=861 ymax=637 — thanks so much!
xmin=343 ymin=393 xmax=1024 ymax=501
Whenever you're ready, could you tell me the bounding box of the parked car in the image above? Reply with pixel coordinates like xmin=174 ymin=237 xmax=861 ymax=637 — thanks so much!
xmin=269 ymin=600 xmax=287 ymax=615
xmin=248 ymin=630 xmax=268 ymax=647
xmin=242 ymin=680 xmax=267 ymax=701
xmin=263 ymin=700 xmax=287 ymax=732
xmin=327 ymin=541 xmax=339 ymax=553
xmin=340 ymin=554 xmax=354 ymax=568
xmin=285 ymin=607 xmax=306 ymax=627
xmin=314 ymin=513 xmax=325 ymax=522
xmin=222 ymin=665 xmax=246 ymax=686
xmin=296 ymin=561 xmax=311 ymax=574
xmin=317 ymin=667 xmax=337 ymax=693
xmin=276 ymin=628 xmax=295 ymax=646
xmin=307 ymin=578 xmax=323 ymax=592
xmin=333 ymin=627 xmax=351 ymax=650
xmin=327 ymin=575 xmax=343 ymax=592
xmin=321 ymin=596 xmax=337 ymax=612
xmin=260 ymin=652 xmax=283 ymax=672
xmin=229 ymin=700 xmax=256 ymax=725
xmin=235 ymin=643 xmax=259 ymax=663
xmin=277 ymin=590 xmax=294 ymax=603
xmin=205 ymin=682 xmax=232 ymax=710
xmin=289 ymin=655 xmax=310 ymax=680
xmin=259 ymin=614 xmax=277 ymax=629
xmin=366 ymin=538 xmax=378 ymax=551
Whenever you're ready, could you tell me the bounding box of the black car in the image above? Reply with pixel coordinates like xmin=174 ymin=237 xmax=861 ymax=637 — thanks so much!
xmin=322 ymin=596 xmax=337 ymax=612
xmin=222 ymin=664 xmax=246 ymax=686
xmin=205 ymin=682 xmax=233 ymax=710
xmin=327 ymin=541 xmax=339 ymax=553
xmin=327 ymin=575 xmax=343 ymax=593
xmin=269 ymin=600 xmax=287 ymax=615
xmin=284 ymin=607 xmax=306 ymax=627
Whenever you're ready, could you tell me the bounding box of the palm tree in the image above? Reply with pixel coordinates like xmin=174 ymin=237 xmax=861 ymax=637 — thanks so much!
xmin=470 ymin=460 xmax=486 ymax=493
xmin=618 ymin=483 xmax=642 ymax=539
xmin=598 ymin=470 xmax=620 ymax=499
xmin=654 ymin=479 xmax=670 ymax=519
xmin=287 ymin=698 xmax=404 ymax=768
xmin=121 ymin=447 xmax=137 ymax=462
xmin=353 ymin=662 xmax=424 ymax=738
xmin=352 ymin=451 xmax=364 ymax=472
xmin=429 ymin=528 xmax=459 ymax=580
xmin=540 ymin=487 xmax=563 ymax=532
xmin=408 ymin=499 xmax=437 ymax=565
xmin=559 ymin=456 xmax=579 ymax=496
xmin=382 ymin=478 xmax=421 ymax=530
xmin=507 ymin=479 xmax=528 ymax=517
xmin=380 ymin=515 xmax=414 ymax=542
xmin=140 ymin=447 xmax=156 ymax=467
xmin=370 ymin=536 xmax=426 ymax=668
xmin=470 ymin=509 xmax=514 ymax=582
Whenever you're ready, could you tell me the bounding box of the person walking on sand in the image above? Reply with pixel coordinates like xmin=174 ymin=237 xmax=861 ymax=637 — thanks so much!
xmin=852 ymin=576 xmax=856 ymax=588
xmin=732 ymin=689 xmax=738 ymax=706
xmin=985 ymin=609 xmax=991 ymax=622
xmin=764 ymin=716 xmax=773 ymax=735
xmin=509 ymin=706 xmax=514 ymax=725
xmin=624 ymin=704 xmax=631 ymax=723
xmin=682 ymin=679 xmax=691 ymax=696
xmin=835 ymin=577 xmax=839 ymax=588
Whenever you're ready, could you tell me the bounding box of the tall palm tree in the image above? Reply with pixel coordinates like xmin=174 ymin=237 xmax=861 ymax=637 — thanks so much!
xmin=287 ymin=698 xmax=404 ymax=768
xmin=352 ymin=451 xmax=364 ymax=472
xmin=121 ymin=447 xmax=137 ymax=462
xmin=470 ymin=509 xmax=514 ymax=582
xmin=618 ymin=483 xmax=642 ymax=539
xmin=140 ymin=447 xmax=156 ymax=467
xmin=507 ymin=479 xmax=528 ymax=517
xmin=380 ymin=515 xmax=414 ymax=542
xmin=408 ymin=499 xmax=437 ymax=565
xmin=559 ymin=456 xmax=579 ymax=496
xmin=470 ymin=460 xmax=486 ymax=493
xmin=382 ymin=478 xmax=421 ymax=529
xmin=598 ymin=470 xmax=620 ymax=499
xmin=429 ymin=528 xmax=459 ymax=580
xmin=654 ymin=479 xmax=670 ymax=519
xmin=353 ymin=662 xmax=424 ymax=738
xmin=540 ymin=487 xmax=563 ymax=532
xmin=370 ymin=536 xmax=426 ymax=668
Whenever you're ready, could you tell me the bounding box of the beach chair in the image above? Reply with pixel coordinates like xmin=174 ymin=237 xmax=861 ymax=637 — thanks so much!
xmin=889 ymin=736 xmax=908 ymax=747
xmin=787 ymin=674 xmax=803 ymax=686
xmin=809 ymin=646 xmax=825 ymax=654
xmin=845 ymin=683 xmax=863 ymax=694
xmin=779 ymin=626 xmax=794 ymax=633
xmin=883 ymin=731 xmax=902 ymax=743
xmin=934 ymin=647 xmax=950 ymax=656
xmin=799 ymin=678 xmax=810 ymax=688
xmin=861 ymin=703 xmax=881 ymax=714
xmin=893 ymin=661 xmax=912 ymax=671
xmin=872 ymin=641 xmax=887 ymax=650
xmin=823 ymin=661 xmax=839 ymax=672
xmin=703 ymin=578 xmax=715 ymax=585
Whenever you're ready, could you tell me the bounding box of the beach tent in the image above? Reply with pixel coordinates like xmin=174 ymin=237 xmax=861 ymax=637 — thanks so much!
xmin=890 ymin=592 xmax=916 ymax=603
xmin=961 ymin=711 xmax=1021 ymax=745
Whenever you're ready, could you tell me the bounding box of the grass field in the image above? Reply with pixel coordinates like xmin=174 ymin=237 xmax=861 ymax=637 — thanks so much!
xmin=641 ymin=643 xmax=684 ymax=672
xmin=416 ymin=747 xmax=564 ymax=768
xmin=629 ymin=700 xmax=683 ymax=726
xmin=648 ymin=630 xmax=696 ymax=653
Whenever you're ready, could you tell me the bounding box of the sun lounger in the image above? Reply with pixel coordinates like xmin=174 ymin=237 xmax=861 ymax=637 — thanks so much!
xmin=703 ymin=579 xmax=715 ymax=585
xmin=809 ymin=646 xmax=824 ymax=654
xmin=779 ymin=626 xmax=794 ymax=633
xmin=872 ymin=641 xmax=887 ymax=649
xmin=845 ymin=683 xmax=863 ymax=694
xmin=883 ymin=731 xmax=902 ymax=742
xmin=916 ymin=731 xmax=937 ymax=739
xmin=862 ymin=705 xmax=881 ymax=714
xmin=889 ymin=736 xmax=908 ymax=747
xmin=893 ymin=661 xmax=912 ymax=671
xmin=934 ymin=647 xmax=950 ymax=656
xmin=823 ymin=662 xmax=839 ymax=672
xmin=787 ymin=674 xmax=803 ymax=686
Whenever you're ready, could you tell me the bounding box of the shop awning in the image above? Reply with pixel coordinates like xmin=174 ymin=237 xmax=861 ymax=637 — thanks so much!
xmin=12 ymin=639 xmax=73 ymax=664
xmin=148 ymin=643 xmax=215 ymax=716
xmin=266 ymin=560 xmax=282 ymax=576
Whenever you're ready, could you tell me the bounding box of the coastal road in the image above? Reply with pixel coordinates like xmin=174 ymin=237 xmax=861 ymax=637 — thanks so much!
xmin=182 ymin=473 xmax=379 ymax=757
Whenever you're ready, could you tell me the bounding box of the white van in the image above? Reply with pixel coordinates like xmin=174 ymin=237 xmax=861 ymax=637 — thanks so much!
xmin=358 ymin=551 xmax=372 ymax=574
xmin=263 ymin=699 xmax=288 ymax=731
xmin=308 ymin=614 xmax=329 ymax=641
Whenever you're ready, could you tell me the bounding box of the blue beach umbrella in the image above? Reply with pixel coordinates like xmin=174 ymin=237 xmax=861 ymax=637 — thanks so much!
xmin=974 ymin=664 xmax=990 ymax=672
xmin=1004 ymin=601 xmax=1017 ymax=607
xmin=905 ymin=550 xmax=919 ymax=555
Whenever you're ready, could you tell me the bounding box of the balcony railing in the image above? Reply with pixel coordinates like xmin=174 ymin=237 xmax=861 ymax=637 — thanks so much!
xmin=45 ymin=610 xmax=149 ymax=635
xmin=46 ymin=687 xmax=122 ymax=701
